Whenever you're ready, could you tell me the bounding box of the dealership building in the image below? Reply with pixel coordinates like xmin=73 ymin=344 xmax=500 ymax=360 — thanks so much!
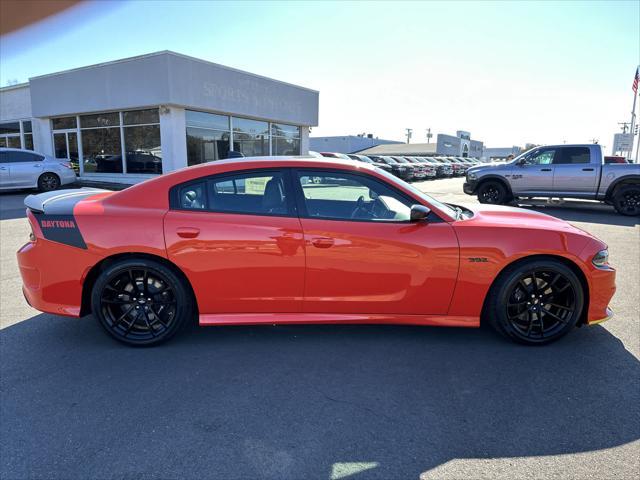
xmin=0 ymin=51 xmax=319 ymax=184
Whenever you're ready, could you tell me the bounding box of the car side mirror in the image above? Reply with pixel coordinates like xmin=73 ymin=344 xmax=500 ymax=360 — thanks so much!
xmin=410 ymin=204 xmax=431 ymax=222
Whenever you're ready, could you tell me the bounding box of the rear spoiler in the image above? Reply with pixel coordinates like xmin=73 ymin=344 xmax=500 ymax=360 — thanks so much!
xmin=24 ymin=188 xmax=110 ymax=214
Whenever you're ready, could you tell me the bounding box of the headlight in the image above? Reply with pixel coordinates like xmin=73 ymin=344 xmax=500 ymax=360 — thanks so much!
xmin=467 ymin=172 xmax=477 ymax=181
xmin=592 ymin=249 xmax=609 ymax=268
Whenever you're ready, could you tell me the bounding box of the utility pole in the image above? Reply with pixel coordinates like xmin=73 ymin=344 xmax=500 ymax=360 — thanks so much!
xmin=405 ymin=128 xmax=413 ymax=144
xmin=426 ymin=128 xmax=433 ymax=144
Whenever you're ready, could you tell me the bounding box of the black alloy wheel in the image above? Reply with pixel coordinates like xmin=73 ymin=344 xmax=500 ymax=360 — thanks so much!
xmin=477 ymin=181 xmax=507 ymax=204
xmin=38 ymin=173 xmax=60 ymax=192
xmin=486 ymin=259 xmax=584 ymax=345
xmin=92 ymin=259 xmax=192 ymax=346
xmin=613 ymin=185 xmax=640 ymax=216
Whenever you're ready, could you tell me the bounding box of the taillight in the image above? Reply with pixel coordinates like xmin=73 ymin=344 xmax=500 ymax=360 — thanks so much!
xmin=59 ymin=161 xmax=73 ymax=169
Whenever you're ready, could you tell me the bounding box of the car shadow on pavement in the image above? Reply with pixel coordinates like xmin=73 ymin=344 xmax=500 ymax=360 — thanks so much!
xmin=1 ymin=315 xmax=638 ymax=479
xmin=516 ymin=201 xmax=639 ymax=227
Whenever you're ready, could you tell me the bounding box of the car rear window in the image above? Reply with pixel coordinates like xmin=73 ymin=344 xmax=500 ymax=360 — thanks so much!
xmin=554 ymin=147 xmax=591 ymax=164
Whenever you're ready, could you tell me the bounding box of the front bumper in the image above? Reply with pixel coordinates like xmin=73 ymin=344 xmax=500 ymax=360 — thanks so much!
xmin=463 ymin=181 xmax=477 ymax=195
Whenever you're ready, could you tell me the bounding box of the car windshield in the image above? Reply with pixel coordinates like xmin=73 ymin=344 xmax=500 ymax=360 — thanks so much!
xmin=373 ymin=167 xmax=458 ymax=219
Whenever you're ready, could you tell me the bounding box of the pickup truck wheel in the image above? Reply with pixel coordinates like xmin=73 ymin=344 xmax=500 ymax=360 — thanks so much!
xmin=486 ymin=259 xmax=583 ymax=345
xmin=477 ymin=181 xmax=508 ymax=204
xmin=612 ymin=185 xmax=640 ymax=216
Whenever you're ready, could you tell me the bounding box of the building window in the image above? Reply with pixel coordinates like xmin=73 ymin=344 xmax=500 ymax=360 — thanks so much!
xmin=186 ymin=110 xmax=231 ymax=166
xmin=63 ymin=108 xmax=162 ymax=175
xmin=123 ymin=109 xmax=161 ymax=174
xmin=232 ymin=117 xmax=269 ymax=157
xmin=80 ymin=112 xmax=122 ymax=173
xmin=22 ymin=121 xmax=33 ymax=150
xmin=272 ymin=123 xmax=300 ymax=155
xmin=0 ymin=120 xmax=34 ymax=150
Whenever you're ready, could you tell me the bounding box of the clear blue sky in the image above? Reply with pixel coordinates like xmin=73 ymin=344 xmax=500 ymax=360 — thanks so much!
xmin=1 ymin=0 xmax=638 ymax=150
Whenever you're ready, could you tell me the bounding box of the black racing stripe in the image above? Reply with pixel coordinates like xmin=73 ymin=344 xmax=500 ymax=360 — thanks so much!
xmin=34 ymin=214 xmax=87 ymax=249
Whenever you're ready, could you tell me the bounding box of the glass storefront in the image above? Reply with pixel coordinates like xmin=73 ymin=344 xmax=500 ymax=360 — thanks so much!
xmin=272 ymin=122 xmax=301 ymax=156
xmin=52 ymin=108 xmax=161 ymax=175
xmin=0 ymin=120 xmax=34 ymax=150
xmin=185 ymin=110 xmax=301 ymax=165
xmin=186 ymin=110 xmax=231 ymax=166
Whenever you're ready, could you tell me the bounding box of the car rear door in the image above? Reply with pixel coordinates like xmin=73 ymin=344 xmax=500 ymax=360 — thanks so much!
xmin=551 ymin=146 xmax=597 ymax=197
xmin=0 ymin=151 xmax=11 ymax=186
xmin=292 ymin=168 xmax=459 ymax=315
xmin=164 ymin=168 xmax=306 ymax=314
xmin=5 ymin=151 xmax=44 ymax=187
xmin=509 ymin=147 xmax=556 ymax=196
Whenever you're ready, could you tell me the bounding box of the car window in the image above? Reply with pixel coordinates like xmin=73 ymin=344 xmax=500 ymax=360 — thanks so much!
xmin=296 ymin=170 xmax=412 ymax=221
xmin=4 ymin=151 xmax=44 ymax=163
xmin=554 ymin=147 xmax=591 ymax=164
xmin=208 ymin=171 xmax=290 ymax=215
xmin=523 ymin=149 xmax=555 ymax=165
xmin=178 ymin=182 xmax=207 ymax=210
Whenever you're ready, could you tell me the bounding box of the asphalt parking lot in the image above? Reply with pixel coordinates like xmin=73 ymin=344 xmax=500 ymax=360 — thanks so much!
xmin=1 ymin=178 xmax=638 ymax=480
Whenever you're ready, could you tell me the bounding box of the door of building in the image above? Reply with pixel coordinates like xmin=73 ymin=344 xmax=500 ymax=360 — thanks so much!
xmin=53 ymin=131 xmax=80 ymax=173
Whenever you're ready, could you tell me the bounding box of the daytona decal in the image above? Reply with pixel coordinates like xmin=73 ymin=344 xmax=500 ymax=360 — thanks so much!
xmin=35 ymin=214 xmax=87 ymax=249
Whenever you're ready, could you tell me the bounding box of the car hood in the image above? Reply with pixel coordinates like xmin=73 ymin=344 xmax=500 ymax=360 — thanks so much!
xmin=458 ymin=203 xmax=594 ymax=236
xmin=466 ymin=163 xmax=510 ymax=175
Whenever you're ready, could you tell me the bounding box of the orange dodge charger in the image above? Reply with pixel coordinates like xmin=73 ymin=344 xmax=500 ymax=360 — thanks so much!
xmin=17 ymin=157 xmax=615 ymax=346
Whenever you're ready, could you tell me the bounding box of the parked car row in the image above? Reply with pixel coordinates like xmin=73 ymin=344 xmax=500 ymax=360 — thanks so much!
xmin=312 ymin=151 xmax=481 ymax=182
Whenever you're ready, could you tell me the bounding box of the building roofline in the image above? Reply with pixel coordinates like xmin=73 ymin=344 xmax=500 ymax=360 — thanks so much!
xmin=27 ymin=50 xmax=319 ymax=94
xmin=0 ymin=82 xmax=30 ymax=92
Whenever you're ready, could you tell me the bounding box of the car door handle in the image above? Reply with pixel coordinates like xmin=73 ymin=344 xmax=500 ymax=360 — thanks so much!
xmin=176 ymin=227 xmax=200 ymax=239
xmin=310 ymin=237 xmax=334 ymax=248
xmin=540 ymin=168 xmax=552 ymax=172
xmin=582 ymin=168 xmax=594 ymax=171
xmin=0 ymin=167 xmax=6 ymax=170
xmin=33 ymin=164 xmax=41 ymax=167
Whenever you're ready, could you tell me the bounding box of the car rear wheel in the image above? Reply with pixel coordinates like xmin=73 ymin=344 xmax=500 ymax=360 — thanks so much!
xmin=91 ymin=258 xmax=193 ymax=346
xmin=612 ymin=184 xmax=640 ymax=216
xmin=477 ymin=181 xmax=508 ymax=204
xmin=38 ymin=172 xmax=60 ymax=192
xmin=485 ymin=259 xmax=584 ymax=345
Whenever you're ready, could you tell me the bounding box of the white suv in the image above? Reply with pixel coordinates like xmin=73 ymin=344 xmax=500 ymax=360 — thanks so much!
xmin=0 ymin=148 xmax=77 ymax=191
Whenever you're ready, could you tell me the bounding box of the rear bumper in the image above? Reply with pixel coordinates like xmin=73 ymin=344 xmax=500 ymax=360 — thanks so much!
xmin=17 ymin=239 xmax=90 ymax=317
xmin=57 ymin=168 xmax=78 ymax=186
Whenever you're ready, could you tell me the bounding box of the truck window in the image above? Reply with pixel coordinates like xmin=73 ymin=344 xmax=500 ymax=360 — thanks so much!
xmin=524 ymin=149 xmax=555 ymax=165
xmin=554 ymin=147 xmax=591 ymax=164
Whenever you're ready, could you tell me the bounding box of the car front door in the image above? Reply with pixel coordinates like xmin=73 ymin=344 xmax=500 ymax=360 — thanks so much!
xmin=164 ymin=169 xmax=306 ymax=314
xmin=5 ymin=151 xmax=44 ymax=187
xmin=551 ymin=146 xmax=597 ymax=197
xmin=509 ymin=148 xmax=556 ymax=196
xmin=293 ymin=169 xmax=459 ymax=315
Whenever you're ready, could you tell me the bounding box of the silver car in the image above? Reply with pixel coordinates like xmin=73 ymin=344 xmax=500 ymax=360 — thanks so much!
xmin=0 ymin=148 xmax=77 ymax=191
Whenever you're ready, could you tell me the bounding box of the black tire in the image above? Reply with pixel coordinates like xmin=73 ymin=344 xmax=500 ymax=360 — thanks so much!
xmin=485 ymin=258 xmax=584 ymax=345
xmin=91 ymin=258 xmax=193 ymax=346
xmin=612 ymin=184 xmax=640 ymax=216
xmin=477 ymin=181 xmax=509 ymax=204
xmin=38 ymin=172 xmax=61 ymax=192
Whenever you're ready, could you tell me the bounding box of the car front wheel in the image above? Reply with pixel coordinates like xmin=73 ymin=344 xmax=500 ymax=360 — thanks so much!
xmin=91 ymin=258 xmax=193 ymax=346
xmin=477 ymin=181 xmax=509 ymax=204
xmin=485 ymin=259 xmax=584 ymax=345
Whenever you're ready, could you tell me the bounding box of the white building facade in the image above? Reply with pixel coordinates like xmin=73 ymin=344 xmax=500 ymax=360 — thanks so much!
xmin=0 ymin=51 xmax=319 ymax=184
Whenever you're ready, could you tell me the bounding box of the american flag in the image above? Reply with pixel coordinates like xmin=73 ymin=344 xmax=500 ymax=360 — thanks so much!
xmin=634 ymin=67 xmax=639 ymax=94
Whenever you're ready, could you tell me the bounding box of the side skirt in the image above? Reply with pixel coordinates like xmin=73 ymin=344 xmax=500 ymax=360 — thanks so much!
xmin=199 ymin=313 xmax=479 ymax=328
